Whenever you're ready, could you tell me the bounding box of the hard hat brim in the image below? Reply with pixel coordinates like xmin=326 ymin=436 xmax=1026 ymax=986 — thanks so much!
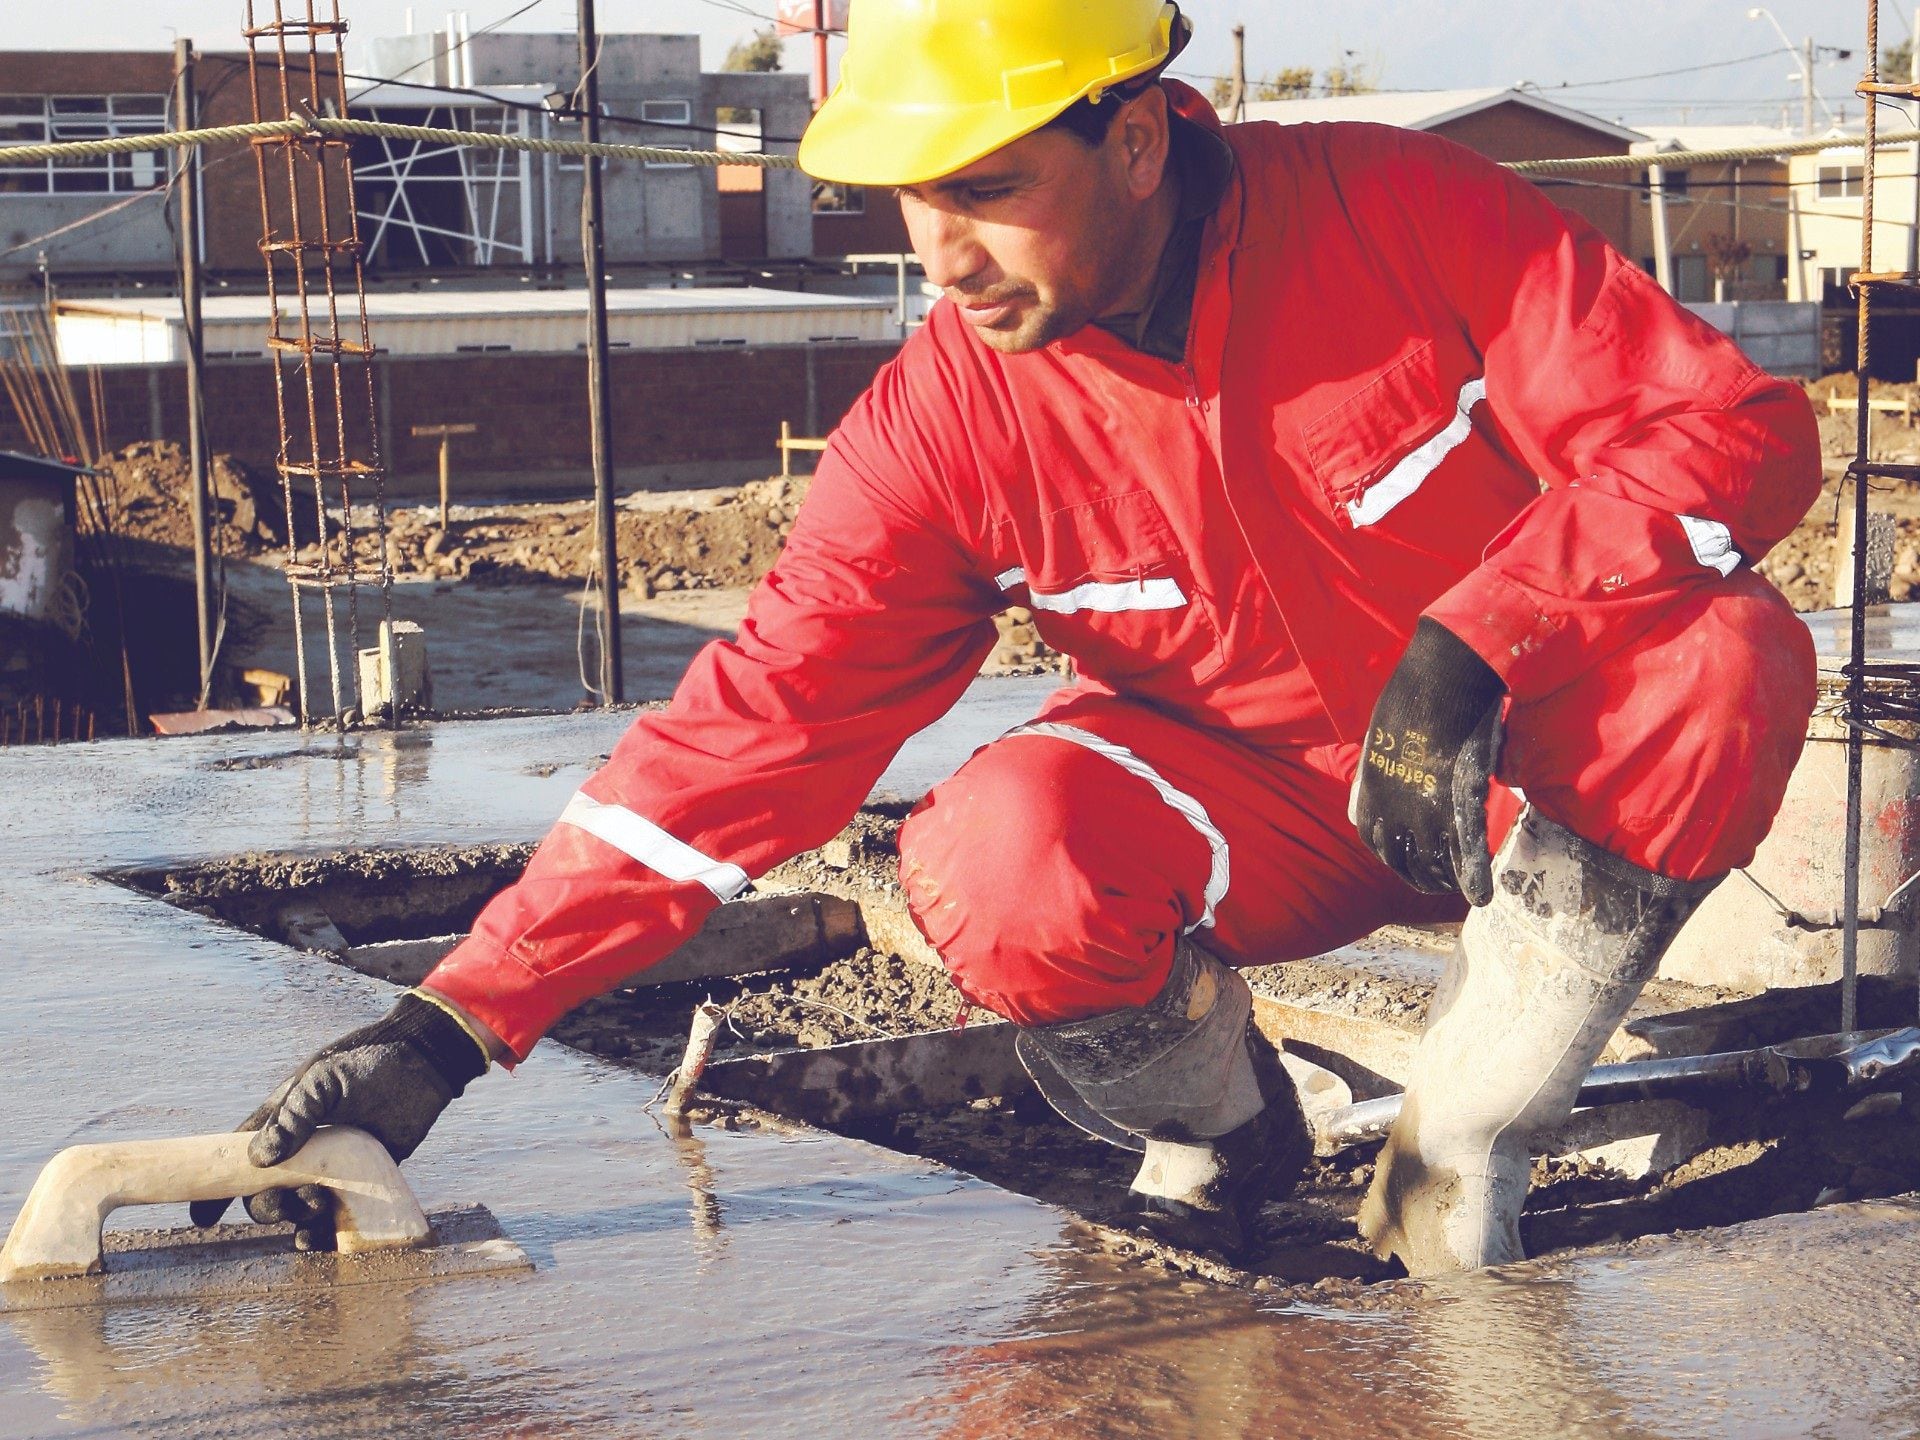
xmin=799 ymin=85 xmax=1083 ymax=189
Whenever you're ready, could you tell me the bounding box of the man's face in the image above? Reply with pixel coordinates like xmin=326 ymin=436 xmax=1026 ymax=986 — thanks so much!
xmin=895 ymin=90 xmax=1173 ymax=354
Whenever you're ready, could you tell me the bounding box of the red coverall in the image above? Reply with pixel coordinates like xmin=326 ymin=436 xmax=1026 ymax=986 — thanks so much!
xmin=426 ymin=87 xmax=1820 ymax=1055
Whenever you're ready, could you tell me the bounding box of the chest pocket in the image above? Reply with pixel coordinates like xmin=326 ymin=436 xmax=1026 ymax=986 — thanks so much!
xmin=999 ymin=489 xmax=1225 ymax=687
xmin=1302 ymin=340 xmax=1486 ymax=531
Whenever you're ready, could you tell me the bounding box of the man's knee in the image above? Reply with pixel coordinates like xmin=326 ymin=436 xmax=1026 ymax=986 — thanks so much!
xmin=897 ymin=733 xmax=1208 ymax=1025
xmin=1512 ymin=572 xmax=1817 ymax=878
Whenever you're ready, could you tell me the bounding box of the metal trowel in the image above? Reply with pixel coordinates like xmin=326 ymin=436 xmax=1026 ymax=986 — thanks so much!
xmin=0 ymin=1126 xmax=529 ymax=1312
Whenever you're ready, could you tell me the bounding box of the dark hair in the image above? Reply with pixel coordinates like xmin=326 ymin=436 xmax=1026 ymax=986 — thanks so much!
xmin=1043 ymin=79 xmax=1156 ymax=148
xmin=1044 ymin=4 xmax=1188 ymax=148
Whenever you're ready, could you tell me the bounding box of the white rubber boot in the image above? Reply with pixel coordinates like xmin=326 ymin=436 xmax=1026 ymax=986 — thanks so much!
xmin=1356 ymin=809 xmax=1718 ymax=1276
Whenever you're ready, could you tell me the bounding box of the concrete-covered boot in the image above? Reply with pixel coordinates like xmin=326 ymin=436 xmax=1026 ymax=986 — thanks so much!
xmin=1015 ymin=938 xmax=1311 ymax=1260
xmin=1356 ymin=808 xmax=1719 ymax=1276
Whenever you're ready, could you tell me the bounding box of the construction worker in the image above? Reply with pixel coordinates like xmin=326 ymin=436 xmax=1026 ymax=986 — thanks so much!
xmin=205 ymin=0 xmax=1819 ymax=1274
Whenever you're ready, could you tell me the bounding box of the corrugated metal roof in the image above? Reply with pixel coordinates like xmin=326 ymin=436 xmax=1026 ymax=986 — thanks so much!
xmin=1236 ymin=88 xmax=1647 ymax=145
xmin=1630 ymin=125 xmax=1799 ymax=157
xmin=54 ymin=287 xmax=897 ymax=364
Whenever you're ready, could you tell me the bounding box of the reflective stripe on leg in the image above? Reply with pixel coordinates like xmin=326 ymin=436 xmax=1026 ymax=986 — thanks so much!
xmin=1006 ymin=721 xmax=1229 ymax=931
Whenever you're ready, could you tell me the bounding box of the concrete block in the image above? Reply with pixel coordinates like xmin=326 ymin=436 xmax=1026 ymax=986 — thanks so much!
xmin=637 ymin=892 xmax=864 ymax=987
xmin=356 ymin=620 xmax=432 ymax=717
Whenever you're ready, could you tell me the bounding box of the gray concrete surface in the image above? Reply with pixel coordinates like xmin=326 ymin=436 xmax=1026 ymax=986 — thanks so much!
xmin=222 ymin=559 xmax=753 ymax=715
xmin=8 ymin=689 xmax=1920 ymax=1437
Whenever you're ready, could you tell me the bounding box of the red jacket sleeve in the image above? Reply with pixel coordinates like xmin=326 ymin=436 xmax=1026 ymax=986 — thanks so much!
xmin=423 ymin=363 xmax=999 ymax=1060
xmin=1395 ymin=132 xmax=1821 ymax=699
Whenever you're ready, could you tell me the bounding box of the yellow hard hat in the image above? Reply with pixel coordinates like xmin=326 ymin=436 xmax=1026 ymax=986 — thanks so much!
xmin=799 ymin=0 xmax=1180 ymax=187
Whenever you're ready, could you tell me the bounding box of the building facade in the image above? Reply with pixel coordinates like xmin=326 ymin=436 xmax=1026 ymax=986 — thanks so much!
xmin=0 ymin=34 xmax=812 ymax=285
xmin=1627 ymin=127 xmax=1794 ymax=304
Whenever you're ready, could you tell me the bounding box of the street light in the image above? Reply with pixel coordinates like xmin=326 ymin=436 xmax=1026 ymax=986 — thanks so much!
xmin=1747 ymin=6 xmax=1838 ymax=132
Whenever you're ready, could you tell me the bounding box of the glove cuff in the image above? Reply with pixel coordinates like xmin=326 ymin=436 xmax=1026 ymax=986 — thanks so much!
xmin=370 ymin=992 xmax=491 ymax=1096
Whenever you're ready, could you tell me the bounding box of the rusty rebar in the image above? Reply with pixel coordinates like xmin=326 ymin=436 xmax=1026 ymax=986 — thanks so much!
xmin=245 ymin=0 xmax=393 ymax=729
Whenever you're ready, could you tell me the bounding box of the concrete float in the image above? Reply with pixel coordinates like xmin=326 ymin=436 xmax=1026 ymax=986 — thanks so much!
xmin=0 ymin=1127 xmax=529 ymax=1312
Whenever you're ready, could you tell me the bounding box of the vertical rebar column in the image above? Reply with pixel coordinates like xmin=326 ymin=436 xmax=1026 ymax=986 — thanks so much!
xmin=244 ymin=0 xmax=394 ymax=728
xmin=1841 ymin=0 xmax=1881 ymax=1036
xmin=579 ymin=0 xmax=623 ymax=704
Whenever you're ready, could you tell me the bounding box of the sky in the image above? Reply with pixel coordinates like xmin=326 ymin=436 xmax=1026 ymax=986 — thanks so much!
xmin=8 ymin=0 xmax=1886 ymax=129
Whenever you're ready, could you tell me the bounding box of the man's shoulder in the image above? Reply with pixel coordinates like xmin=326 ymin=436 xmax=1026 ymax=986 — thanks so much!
xmin=1227 ymin=116 xmax=1487 ymax=181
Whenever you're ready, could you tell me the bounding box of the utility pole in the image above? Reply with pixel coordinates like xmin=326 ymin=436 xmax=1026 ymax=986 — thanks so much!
xmin=1648 ymin=161 xmax=1675 ymax=296
xmin=1802 ymin=37 xmax=1816 ymax=136
xmin=813 ymin=0 xmax=829 ymax=107
xmin=578 ymin=0 xmax=622 ymax=703
xmin=1228 ymin=25 xmax=1247 ymax=123
xmin=173 ymin=37 xmax=213 ymax=705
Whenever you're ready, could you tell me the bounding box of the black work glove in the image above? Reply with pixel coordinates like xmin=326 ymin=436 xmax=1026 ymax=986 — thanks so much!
xmin=1351 ymin=618 xmax=1506 ymax=906
xmin=189 ymin=992 xmax=490 ymax=1249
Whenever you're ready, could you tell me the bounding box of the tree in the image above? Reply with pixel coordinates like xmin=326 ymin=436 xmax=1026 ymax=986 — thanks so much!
xmin=1886 ymin=37 xmax=1914 ymax=81
xmin=1257 ymin=66 xmax=1316 ymax=100
xmin=723 ymin=27 xmax=783 ymax=73
xmin=1702 ymin=232 xmax=1754 ymax=302
xmin=1321 ymin=59 xmax=1377 ymax=97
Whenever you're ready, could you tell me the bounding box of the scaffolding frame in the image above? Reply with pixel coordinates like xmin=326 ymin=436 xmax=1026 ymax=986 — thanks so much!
xmin=353 ymin=100 xmax=539 ymax=269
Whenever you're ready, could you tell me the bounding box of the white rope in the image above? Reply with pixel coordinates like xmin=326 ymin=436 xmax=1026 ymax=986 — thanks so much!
xmin=5 ymin=111 xmax=1899 ymax=177
xmin=0 ymin=114 xmax=800 ymax=170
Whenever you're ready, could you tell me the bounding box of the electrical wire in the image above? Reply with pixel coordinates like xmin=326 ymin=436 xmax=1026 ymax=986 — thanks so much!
xmin=352 ymin=0 xmax=557 ymax=106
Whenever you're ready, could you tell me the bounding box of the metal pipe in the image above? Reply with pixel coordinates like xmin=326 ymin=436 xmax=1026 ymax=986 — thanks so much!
xmin=578 ymin=0 xmax=623 ymax=704
xmin=174 ymin=38 xmax=213 ymax=707
xmin=1313 ymin=1027 xmax=1920 ymax=1154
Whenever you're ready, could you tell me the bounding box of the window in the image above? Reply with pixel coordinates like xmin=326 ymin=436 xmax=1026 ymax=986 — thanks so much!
xmin=1639 ymin=168 xmax=1691 ymax=203
xmin=1817 ymin=164 xmax=1865 ymax=200
xmin=0 ymin=95 xmax=168 ymax=195
xmin=812 ymin=181 xmax=865 ymax=214
xmin=639 ymin=99 xmax=692 ymax=126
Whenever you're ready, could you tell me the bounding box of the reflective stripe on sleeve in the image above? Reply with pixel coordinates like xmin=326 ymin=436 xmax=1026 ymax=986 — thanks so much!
xmin=1006 ymin=721 xmax=1229 ymax=931
xmin=558 ymin=791 xmax=750 ymax=902
xmin=1347 ymin=376 xmax=1488 ymax=529
xmin=1676 ymin=514 xmax=1742 ymax=577
xmin=996 ymin=567 xmax=1187 ymax=614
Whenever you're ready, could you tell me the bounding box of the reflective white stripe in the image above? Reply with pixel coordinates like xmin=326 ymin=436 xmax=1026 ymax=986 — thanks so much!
xmin=1007 ymin=721 xmax=1228 ymax=932
xmin=1346 ymin=376 xmax=1488 ymax=528
xmin=558 ymin=791 xmax=750 ymax=902
xmin=1677 ymin=514 xmax=1742 ymax=577
xmin=1028 ymin=576 xmax=1187 ymax=614
xmin=995 ymin=564 xmax=1185 ymax=614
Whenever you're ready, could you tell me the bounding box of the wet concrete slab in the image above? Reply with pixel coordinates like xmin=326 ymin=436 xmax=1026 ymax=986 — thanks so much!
xmin=7 ymin=677 xmax=1920 ymax=1437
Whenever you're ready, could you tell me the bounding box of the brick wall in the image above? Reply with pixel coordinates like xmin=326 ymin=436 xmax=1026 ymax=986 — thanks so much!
xmin=1430 ymin=103 xmax=1636 ymax=259
xmin=0 ymin=341 xmax=901 ymax=492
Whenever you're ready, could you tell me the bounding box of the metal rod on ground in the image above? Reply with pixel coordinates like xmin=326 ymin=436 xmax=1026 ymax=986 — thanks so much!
xmin=663 ymin=1002 xmax=728 ymax=1119
xmin=578 ymin=0 xmax=622 ymax=705
xmin=174 ymin=38 xmax=213 ymax=707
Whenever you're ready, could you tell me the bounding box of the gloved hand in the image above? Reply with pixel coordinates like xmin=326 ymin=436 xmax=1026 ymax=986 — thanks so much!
xmin=189 ymin=991 xmax=490 ymax=1249
xmin=1351 ymin=618 xmax=1506 ymax=906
